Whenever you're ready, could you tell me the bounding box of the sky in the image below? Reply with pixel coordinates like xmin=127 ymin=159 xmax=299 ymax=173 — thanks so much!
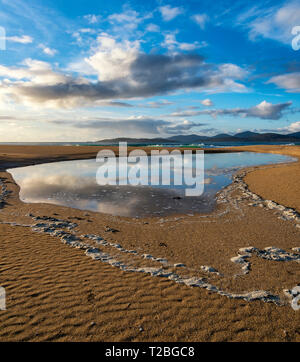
xmin=0 ymin=0 xmax=300 ymax=142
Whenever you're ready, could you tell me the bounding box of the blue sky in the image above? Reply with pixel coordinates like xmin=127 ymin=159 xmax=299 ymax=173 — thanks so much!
xmin=0 ymin=0 xmax=300 ymax=141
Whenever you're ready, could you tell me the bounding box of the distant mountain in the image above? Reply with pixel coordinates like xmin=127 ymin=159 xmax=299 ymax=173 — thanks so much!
xmin=234 ymin=131 xmax=259 ymax=139
xmin=95 ymin=131 xmax=300 ymax=145
xmin=234 ymin=131 xmax=294 ymax=141
xmin=290 ymin=132 xmax=300 ymax=139
xmin=94 ymin=137 xmax=177 ymax=145
xmin=210 ymin=134 xmax=238 ymax=141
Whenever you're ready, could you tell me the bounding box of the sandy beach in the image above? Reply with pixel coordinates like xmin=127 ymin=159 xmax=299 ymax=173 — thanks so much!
xmin=0 ymin=144 xmax=299 ymax=342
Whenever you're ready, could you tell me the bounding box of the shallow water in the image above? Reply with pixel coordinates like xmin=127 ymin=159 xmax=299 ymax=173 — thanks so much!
xmin=8 ymin=152 xmax=295 ymax=217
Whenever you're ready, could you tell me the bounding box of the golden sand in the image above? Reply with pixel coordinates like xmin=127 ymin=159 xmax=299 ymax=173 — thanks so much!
xmin=0 ymin=144 xmax=299 ymax=341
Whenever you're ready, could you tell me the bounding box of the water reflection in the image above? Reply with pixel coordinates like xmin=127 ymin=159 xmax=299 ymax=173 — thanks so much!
xmin=16 ymin=174 xmax=215 ymax=217
xmin=8 ymin=152 xmax=294 ymax=217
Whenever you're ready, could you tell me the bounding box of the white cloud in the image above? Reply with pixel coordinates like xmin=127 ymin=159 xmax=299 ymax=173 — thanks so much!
xmin=201 ymin=98 xmax=213 ymax=106
xmin=192 ymin=14 xmax=209 ymax=29
xmin=203 ymin=63 xmax=249 ymax=93
xmin=159 ymin=5 xmax=183 ymax=21
xmin=108 ymin=9 xmax=151 ymax=33
xmin=39 ymin=44 xmax=57 ymax=56
xmin=71 ymin=116 xmax=203 ymax=136
xmin=146 ymin=23 xmax=160 ymax=32
xmin=169 ymin=100 xmax=292 ymax=120
xmin=162 ymin=32 xmax=207 ymax=51
xmin=71 ymin=28 xmax=96 ymax=45
xmin=287 ymin=121 xmax=300 ymax=132
xmin=67 ymin=59 xmax=98 ymax=76
xmin=218 ymin=63 xmax=248 ymax=79
xmin=248 ymin=100 xmax=289 ymax=119
xmin=6 ymin=35 xmax=33 ymax=44
xmin=239 ymin=1 xmax=300 ymax=44
xmin=108 ymin=9 xmax=139 ymax=24
xmin=84 ymin=14 xmax=101 ymax=24
xmin=0 ymin=58 xmax=90 ymax=108
xmin=0 ymin=38 xmax=250 ymax=109
xmin=267 ymin=72 xmax=300 ymax=93
xmin=71 ymin=31 xmax=83 ymax=44
xmin=273 ymin=121 xmax=300 ymax=134
xmin=79 ymin=28 xmax=96 ymax=34
xmin=199 ymin=63 xmax=249 ymax=94
xmin=43 ymin=47 xmax=57 ymax=56
xmin=0 ymin=58 xmax=68 ymax=84
xmin=85 ymin=34 xmax=140 ymax=81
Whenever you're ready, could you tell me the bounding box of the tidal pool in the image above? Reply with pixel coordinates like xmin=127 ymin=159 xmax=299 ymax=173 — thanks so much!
xmin=8 ymin=152 xmax=295 ymax=217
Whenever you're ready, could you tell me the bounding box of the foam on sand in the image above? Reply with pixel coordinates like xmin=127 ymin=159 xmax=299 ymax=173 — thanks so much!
xmin=2 ymin=211 xmax=296 ymax=309
xmin=0 ymin=167 xmax=299 ymax=310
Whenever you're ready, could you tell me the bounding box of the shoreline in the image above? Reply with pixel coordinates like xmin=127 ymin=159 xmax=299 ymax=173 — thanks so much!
xmin=0 ymin=144 xmax=299 ymax=341
xmin=0 ymin=144 xmax=242 ymax=171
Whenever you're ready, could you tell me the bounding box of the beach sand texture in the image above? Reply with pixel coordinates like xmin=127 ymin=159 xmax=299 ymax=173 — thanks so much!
xmin=0 ymin=144 xmax=299 ymax=341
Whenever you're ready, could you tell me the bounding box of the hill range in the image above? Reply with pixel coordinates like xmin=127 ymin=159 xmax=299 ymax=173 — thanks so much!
xmin=95 ymin=131 xmax=300 ymax=145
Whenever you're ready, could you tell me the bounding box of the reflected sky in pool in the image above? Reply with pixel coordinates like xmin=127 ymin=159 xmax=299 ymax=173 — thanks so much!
xmin=8 ymin=152 xmax=295 ymax=217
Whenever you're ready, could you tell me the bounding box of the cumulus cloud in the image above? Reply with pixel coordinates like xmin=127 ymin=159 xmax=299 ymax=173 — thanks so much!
xmin=0 ymin=58 xmax=89 ymax=107
xmin=85 ymin=34 xmax=140 ymax=81
xmin=0 ymin=58 xmax=70 ymax=84
xmin=192 ymin=14 xmax=209 ymax=29
xmin=159 ymin=5 xmax=184 ymax=21
xmin=267 ymin=72 xmax=300 ymax=93
xmin=286 ymin=121 xmax=300 ymax=132
xmin=201 ymin=98 xmax=213 ymax=106
xmin=0 ymin=36 xmax=249 ymax=108
xmin=268 ymin=121 xmax=300 ymax=134
xmin=248 ymin=100 xmax=292 ymax=119
xmin=169 ymin=100 xmax=292 ymax=120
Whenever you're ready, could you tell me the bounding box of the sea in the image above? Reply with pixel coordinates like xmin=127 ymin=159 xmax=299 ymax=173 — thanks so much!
xmin=0 ymin=141 xmax=299 ymax=147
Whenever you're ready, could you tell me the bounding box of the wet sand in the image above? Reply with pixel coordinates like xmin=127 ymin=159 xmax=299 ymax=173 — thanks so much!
xmin=0 ymin=144 xmax=299 ymax=341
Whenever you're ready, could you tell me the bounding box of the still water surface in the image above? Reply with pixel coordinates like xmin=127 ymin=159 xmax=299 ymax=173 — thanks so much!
xmin=8 ymin=152 xmax=295 ymax=217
